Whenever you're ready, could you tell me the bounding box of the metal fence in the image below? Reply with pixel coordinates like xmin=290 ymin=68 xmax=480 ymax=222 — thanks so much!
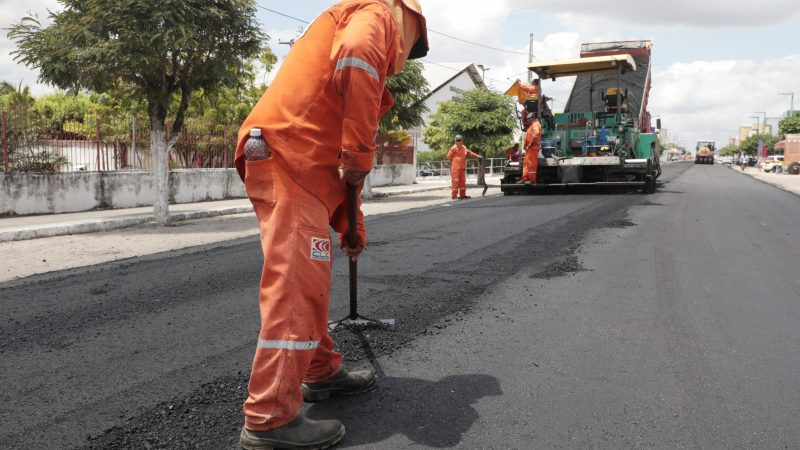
xmin=1 ymin=108 xmax=238 ymax=173
xmin=416 ymin=157 xmax=507 ymax=178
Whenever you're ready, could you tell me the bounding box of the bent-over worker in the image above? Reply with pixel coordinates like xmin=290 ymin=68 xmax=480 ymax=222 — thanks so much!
xmin=234 ymin=1 xmax=428 ymax=448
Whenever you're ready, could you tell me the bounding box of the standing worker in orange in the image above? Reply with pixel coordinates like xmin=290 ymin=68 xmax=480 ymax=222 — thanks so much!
xmin=522 ymin=112 xmax=542 ymax=184
xmin=233 ymin=1 xmax=428 ymax=448
xmin=447 ymin=135 xmax=483 ymax=199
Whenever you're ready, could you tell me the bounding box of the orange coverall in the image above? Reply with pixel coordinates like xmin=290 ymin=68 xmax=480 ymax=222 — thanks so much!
xmin=447 ymin=143 xmax=480 ymax=198
xmin=522 ymin=119 xmax=542 ymax=182
xmin=234 ymin=0 xmax=413 ymax=431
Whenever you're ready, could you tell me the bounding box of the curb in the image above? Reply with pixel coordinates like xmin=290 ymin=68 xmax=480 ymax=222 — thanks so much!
xmin=371 ymin=184 xmax=448 ymax=198
xmin=370 ymin=183 xmax=499 ymax=198
xmin=0 ymin=206 xmax=255 ymax=242
xmin=727 ymin=165 xmax=800 ymax=199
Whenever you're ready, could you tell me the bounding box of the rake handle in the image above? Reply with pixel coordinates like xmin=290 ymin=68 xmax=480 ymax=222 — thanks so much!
xmin=347 ymin=184 xmax=359 ymax=320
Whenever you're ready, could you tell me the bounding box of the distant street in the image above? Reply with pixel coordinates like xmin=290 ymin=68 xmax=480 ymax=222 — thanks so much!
xmin=2 ymin=162 xmax=799 ymax=449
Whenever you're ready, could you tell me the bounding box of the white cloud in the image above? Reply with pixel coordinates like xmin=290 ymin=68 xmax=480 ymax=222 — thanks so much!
xmin=650 ymin=56 xmax=800 ymax=147
xmin=506 ymin=0 xmax=800 ymax=28
xmin=0 ymin=0 xmax=61 ymax=95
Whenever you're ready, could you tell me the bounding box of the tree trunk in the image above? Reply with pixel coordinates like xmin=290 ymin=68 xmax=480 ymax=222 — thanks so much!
xmin=477 ymin=155 xmax=486 ymax=186
xmin=150 ymin=111 xmax=170 ymax=225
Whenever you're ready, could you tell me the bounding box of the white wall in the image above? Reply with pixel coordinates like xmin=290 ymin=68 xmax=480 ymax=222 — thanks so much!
xmin=369 ymin=164 xmax=415 ymax=187
xmin=1 ymin=169 xmax=247 ymax=216
xmin=416 ymin=71 xmax=483 ymax=153
xmin=1 ymin=165 xmax=417 ymax=216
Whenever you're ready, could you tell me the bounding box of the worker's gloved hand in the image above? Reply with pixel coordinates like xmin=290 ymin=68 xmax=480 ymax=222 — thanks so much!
xmin=338 ymin=165 xmax=370 ymax=187
xmin=478 ymin=156 xmax=484 ymax=161
xmin=338 ymin=231 xmax=366 ymax=262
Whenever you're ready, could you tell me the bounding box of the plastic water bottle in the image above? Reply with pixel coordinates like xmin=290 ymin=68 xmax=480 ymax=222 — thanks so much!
xmin=244 ymin=128 xmax=270 ymax=160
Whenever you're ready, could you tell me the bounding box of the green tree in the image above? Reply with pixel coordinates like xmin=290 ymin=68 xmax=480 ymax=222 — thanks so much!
xmin=422 ymin=88 xmax=516 ymax=160
xmin=778 ymin=116 xmax=800 ymax=138
xmin=0 ymin=81 xmax=35 ymax=110
xmin=380 ymin=60 xmax=429 ymax=133
xmin=738 ymin=133 xmax=779 ymax=156
xmin=258 ymin=37 xmax=279 ymax=86
xmin=719 ymin=144 xmax=739 ymax=156
xmin=9 ymin=0 xmax=263 ymax=224
xmin=184 ymin=46 xmax=276 ymax=124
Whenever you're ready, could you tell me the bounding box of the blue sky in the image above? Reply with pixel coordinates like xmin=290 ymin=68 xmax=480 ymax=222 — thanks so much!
xmin=3 ymin=0 xmax=800 ymax=148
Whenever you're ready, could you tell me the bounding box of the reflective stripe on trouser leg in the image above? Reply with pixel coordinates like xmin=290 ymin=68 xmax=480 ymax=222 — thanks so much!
xmin=451 ymin=171 xmax=461 ymax=198
xmin=522 ymin=150 xmax=539 ymax=181
xmin=242 ymin=158 xmax=342 ymax=431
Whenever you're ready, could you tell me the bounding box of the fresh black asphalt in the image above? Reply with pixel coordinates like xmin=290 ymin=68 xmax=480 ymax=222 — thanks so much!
xmin=2 ymin=163 xmax=798 ymax=448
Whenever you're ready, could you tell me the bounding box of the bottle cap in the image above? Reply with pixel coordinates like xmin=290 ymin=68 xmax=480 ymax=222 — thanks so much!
xmin=250 ymin=128 xmax=262 ymax=137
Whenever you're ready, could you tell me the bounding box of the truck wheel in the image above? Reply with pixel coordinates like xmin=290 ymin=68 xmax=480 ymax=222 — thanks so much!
xmin=788 ymin=163 xmax=800 ymax=175
xmin=644 ymin=175 xmax=655 ymax=194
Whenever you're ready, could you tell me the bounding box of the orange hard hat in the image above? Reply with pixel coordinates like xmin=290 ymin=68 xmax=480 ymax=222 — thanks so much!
xmin=397 ymin=0 xmax=429 ymax=59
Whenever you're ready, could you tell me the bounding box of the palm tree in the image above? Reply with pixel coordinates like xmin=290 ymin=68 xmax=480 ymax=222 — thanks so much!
xmin=0 ymin=81 xmax=36 ymax=111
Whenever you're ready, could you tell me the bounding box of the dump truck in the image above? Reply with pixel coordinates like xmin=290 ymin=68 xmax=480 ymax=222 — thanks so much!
xmin=695 ymin=140 xmax=715 ymax=165
xmin=502 ymin=40 xmax=661 ymax=194
xmin=783 ymin=134 xmax=800 ymax=175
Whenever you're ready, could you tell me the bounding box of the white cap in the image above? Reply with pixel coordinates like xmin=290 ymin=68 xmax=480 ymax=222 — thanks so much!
xmin=250 ymin=128 xmax=262 ymax=137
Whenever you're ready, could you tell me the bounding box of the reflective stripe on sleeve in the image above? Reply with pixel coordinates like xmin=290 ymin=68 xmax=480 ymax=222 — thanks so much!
xmin=257 ymin=339 xmax=320 ymax=351
xmin=335 ymin=57 xmax=379 ymax=81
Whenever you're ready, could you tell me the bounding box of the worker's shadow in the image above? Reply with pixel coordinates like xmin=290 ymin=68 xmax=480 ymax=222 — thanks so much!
xmin=305 ymin=373 xmax=502 ymax=448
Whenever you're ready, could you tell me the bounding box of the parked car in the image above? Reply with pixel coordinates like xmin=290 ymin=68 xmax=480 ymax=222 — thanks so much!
xmin=763 ymin=155 xmax=784 ymax=173
xmin=721 ymin=156 xmax=733 ymax=165
xmin=416 ymin=162 xmax=448 ymax=177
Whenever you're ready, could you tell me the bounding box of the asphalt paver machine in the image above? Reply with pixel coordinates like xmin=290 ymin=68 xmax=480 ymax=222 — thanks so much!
xmin=502 ymin=40 xmax=661 ymax=194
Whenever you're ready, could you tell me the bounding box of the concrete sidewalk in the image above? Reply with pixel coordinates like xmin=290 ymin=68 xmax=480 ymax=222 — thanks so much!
xmin=0 ymin=175 xmax=503 ymax=282
xmin=0 ymin=174 xmax=502 ymax=242
xmin=728 ymin=164 xmax=800 ymax=196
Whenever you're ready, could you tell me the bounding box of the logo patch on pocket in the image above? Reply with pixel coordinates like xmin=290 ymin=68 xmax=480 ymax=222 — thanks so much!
xmin=310 ymin=237 xmax=331 ymax=262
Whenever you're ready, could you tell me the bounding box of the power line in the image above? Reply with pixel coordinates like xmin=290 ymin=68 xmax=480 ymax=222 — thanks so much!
xmin=256 ymin=4 xmax=533 ymax=58
xmin=256 ymin=5 xmax=310 ymax=24
xmin=426 ymin=29 xmax=529 ymax=56
xmin=420 ymin=59 xmax=511 ymax=87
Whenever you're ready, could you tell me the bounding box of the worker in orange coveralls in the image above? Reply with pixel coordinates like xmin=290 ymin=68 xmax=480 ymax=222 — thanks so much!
xmin=520 ymin=78 xmax=541 ymax=114
xmin=522 ymin=112 xmax=542 ymax=184
xmin=447 ymin=135 xmax=482 ymax=199
xmin=506 ymin=143 xmax=521 ymax=162
xmin=233 ymin=1 xmax=428 ymax=448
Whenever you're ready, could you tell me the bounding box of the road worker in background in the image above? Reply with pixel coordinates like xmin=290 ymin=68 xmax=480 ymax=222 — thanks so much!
xmin=522 ymin=112 xmax=542 ymax=184
xmin=506 ymin=142 xmax=521 ymax=162
xmin=505 ymin=78 xmax=542 ymax=130
xmin=447 ymin=135 xmax=482 ymax=199
xmin=233 ymin=1 xmax=428 ymax=448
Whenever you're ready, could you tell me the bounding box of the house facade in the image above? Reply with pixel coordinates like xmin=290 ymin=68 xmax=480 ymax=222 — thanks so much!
xmin=411 ymin=63 xmax=486 ymax=154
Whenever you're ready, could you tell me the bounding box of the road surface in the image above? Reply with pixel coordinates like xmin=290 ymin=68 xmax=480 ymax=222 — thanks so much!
xmin=1 ymin=162 xmax=798 ymax=449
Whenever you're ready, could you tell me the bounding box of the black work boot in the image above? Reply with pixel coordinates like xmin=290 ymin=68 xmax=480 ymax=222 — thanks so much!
xmin=239 ymin=415 xmax=345 ymax=449
xmin=301 ymin=369 xmax=376 ymax=402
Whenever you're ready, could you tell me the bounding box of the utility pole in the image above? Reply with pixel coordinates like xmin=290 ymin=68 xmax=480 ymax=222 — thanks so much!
xmin=779 ymin=92 xmax=794 ymax=117
xmin=527 ymin=34 xmax=534 ymax=83
xmin=754 ymin=111 xmax=766 ymax=134
xmin=766 ymin=117 xmax=782 ymax=135
xmin=749 ymin=115 xmax=761 ymax=136
xmin=477 ymin=64 xmax=490 ymax=84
